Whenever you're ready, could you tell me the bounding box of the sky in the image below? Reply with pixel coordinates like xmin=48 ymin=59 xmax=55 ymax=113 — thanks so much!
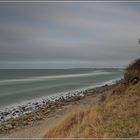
xmin=0 ymin=2 xmax=140 ymax=69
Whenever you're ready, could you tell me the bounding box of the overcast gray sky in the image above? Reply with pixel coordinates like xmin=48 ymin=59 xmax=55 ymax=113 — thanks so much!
xmin=0 ymin=2 xmax=140 ymax=69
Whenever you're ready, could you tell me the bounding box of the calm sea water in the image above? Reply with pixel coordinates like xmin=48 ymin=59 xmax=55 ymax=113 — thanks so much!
xmin=0 ymin=69 xmax=123 ymax=108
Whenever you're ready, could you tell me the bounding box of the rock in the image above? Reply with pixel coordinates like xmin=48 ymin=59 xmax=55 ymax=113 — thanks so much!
xmin=2 ymin=111 xmax=10 ymax=116
xmin=21 ymin=106 xmax=26 ymax=111
xmin=86 ymin=92 xmax=93 ymax=96
xmin=34 ymin=102 xmax=39 ymax=106
xmin=28 ymin=121 xmax=34 ymax=125
xmin=0 ymin=125 xmax=5 ymax=132
xmin=76 ymin=96 xmax=81 ymax=100
xmin=36 ymin=115 xmax=42 ymax=120
xmin=5 ymin=124 xmax=13 ymax=129
xmin=41 ymin=108 xmax=46 ymax=113
xmin=35 ymin=104 xmax=40 ymax=108
xmin=12 ymin=110 xmax=19 ymax=116
xmin=23 ymin=121 xmax=28 ymax=126
xmin=32 ymin=116 xmax=36 ymax=121
xmin=131 ymin=77 xmax=139 ymax=84
xmin=15 ymin=110 xmax=20 ymax=113
xmin=0 ymin=116 xmax=4 ymax=120
xmin=43 ymin=109 xmax=50 ymax=115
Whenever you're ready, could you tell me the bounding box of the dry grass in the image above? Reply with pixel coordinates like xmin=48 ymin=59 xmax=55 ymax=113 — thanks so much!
xmin=44 ymin=82 xmax=140 ymax=138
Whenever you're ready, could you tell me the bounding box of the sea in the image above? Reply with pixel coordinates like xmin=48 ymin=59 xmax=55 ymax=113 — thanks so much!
xmin=0 ymin=69 xmax=123 ymax=110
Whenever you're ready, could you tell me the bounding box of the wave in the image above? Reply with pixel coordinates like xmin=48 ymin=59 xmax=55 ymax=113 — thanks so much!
xmin=0 ymin=71 xmax=112 ymax=85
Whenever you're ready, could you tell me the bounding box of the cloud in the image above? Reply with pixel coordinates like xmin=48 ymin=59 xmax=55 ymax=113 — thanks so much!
xmin=0 ymin=2 xmax=140 ymax=68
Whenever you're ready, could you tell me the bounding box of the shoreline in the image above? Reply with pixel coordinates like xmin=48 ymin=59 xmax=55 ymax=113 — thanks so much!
xmin=0 ymin=77 xmax=120 ymax=122
xmin=0 ymin=78 xmax=121 ymax=137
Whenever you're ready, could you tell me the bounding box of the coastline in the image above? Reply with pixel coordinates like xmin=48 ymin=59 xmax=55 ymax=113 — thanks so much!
xmin=0 ymin=78 xmax=121 ymax=138
xmin=0 ymin=77 xmax=121 ymax=122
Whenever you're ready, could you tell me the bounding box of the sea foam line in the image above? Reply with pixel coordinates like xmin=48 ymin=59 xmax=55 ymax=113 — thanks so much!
xmin=0 ymin=71 xmax=112 ymax=85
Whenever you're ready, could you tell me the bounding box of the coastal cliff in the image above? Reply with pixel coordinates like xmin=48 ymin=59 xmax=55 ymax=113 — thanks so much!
xmin=44 ymin=59 xmax=140 ymax=138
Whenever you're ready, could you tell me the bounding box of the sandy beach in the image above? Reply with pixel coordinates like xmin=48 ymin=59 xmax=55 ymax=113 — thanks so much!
xmin=0 ymin=83 xmax=117 ymax=138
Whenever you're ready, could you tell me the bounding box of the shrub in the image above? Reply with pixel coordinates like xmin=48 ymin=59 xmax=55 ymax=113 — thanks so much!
xmin=124 ymin=58 xmax=140 ymax=84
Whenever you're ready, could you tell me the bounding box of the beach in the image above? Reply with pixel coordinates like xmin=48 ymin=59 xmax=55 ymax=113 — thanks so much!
xmin=0 ymin=68 xmax=122 ymax=138
xmin=0 ymin=82 xmax=119 ymax=138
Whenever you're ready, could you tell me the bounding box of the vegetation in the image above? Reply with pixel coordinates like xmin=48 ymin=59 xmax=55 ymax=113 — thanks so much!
xmin=44 ymin=59 xmax=140 ymax=138
xmin=124 ymin=58 xmax=140 ymax=84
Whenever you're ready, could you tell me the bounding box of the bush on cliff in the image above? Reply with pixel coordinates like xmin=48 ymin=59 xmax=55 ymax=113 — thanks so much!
xmin=124 ymin=58 xmax=140 ymax=84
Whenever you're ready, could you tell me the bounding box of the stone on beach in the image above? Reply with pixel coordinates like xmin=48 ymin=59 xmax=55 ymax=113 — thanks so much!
xmin=5 ymin=124 xmax=13 ymax=130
